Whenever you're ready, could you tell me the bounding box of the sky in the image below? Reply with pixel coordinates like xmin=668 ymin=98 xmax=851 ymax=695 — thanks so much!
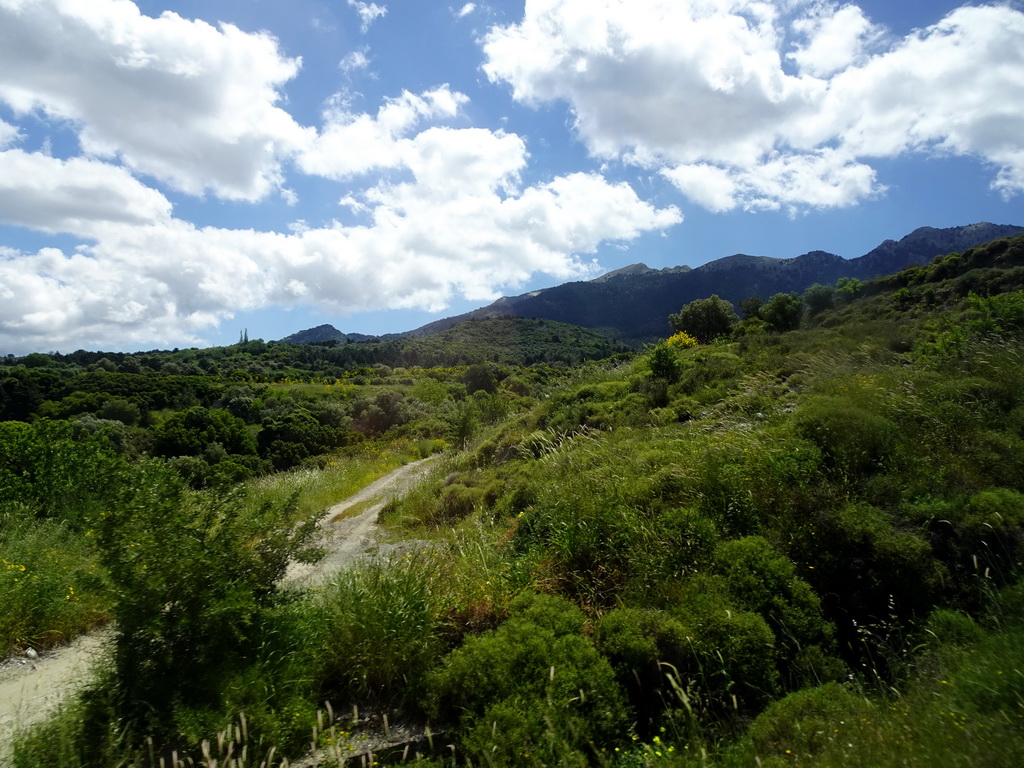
xmin=1 ymin=0 xmax=1023 ymax=355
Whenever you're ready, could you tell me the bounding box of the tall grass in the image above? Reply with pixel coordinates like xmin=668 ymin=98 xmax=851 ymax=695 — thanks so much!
xmin=0 ymin=514 xmax=110 ymax=655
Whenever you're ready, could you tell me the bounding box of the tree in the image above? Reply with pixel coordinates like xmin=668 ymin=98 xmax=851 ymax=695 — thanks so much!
xmin=668 ymin=294 xmax=739 ymax=343
xmin=648 ymin=343 xmax=681 ymax=382
xmin=739 ymin=296 xmax=765 ymax=320
xmin=153 ymin=406 xmax=256 ymax=457
xmin=95 ymin=462 xmax=318 ymax=739
xmin=802 ymin=283 xmax=835 ymax=317
xmin=761 ymin=292 xmax=803 ymax=333
xmin=462 ymin=362 xmax=499 ymax=394
xmin=835 ymin=277 xmax=864 ymax=304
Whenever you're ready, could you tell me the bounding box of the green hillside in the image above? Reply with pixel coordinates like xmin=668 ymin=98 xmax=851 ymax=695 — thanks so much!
xmin=4 ymin=233 xmax=1024 ymax=767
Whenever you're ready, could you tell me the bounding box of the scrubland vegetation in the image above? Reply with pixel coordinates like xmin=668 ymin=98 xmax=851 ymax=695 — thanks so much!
xmin=4 ymin=234 xmax=1024 ymax=766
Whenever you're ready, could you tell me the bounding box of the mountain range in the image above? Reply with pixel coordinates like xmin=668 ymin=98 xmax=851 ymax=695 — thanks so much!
xmin=282 ymin=222 xmax=1023 ymax=347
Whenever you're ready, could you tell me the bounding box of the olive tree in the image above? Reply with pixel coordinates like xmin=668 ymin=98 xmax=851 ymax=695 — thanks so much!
xmin=668 ymin=294 xmax=739 ymax=343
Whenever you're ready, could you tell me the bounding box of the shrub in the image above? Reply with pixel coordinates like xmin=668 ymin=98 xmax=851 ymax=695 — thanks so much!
xmin=666 ymin=330 xmax=699 ymax=349
xmin=958 ymin=488 xmax=1024 ymax=581
xmin=795 ymin=503 xmax=946 ymax=663
xmin=0 ymin=516 xmax=110 ymax=655
xmin=93 ymin=462 xmax=319 ymax=742
xmin=748 ymin=682 xmax=873 ymax=760
xmin=428 ymin=592 xmax=626 ymax=764
xmin=713 ymin=537 xmax=834 ymax=657
xmin=434 ymin=483 xmax=483 ymax=524
xmin=598 ymin=608 xmax=693 ymax=736
xmin=649 ymin=507 xmax=719 ymax=580
xmin=648 ymin=344 xmax=681 ymax=383
xmin=794 ymin=396 xmax=897 ymax=476
xmin=674 ymin=577 xmax=781 ymax=712
xmin=923 ymin=609 xmax=983 ymax=648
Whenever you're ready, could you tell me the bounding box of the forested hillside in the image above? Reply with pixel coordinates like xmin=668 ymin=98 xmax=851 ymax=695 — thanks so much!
xmin=4 ymin=234 xmax=1024 ymax=767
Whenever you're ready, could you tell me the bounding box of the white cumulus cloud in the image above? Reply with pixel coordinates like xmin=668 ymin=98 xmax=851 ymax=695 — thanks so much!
xmin=0 ymin=0 xmax=311 ymax=201
xmin=348 ymin=0 xmax=387 ymax=33
xmin=0 ymin=79 xmax=680 ymax=353
xmin=340 ymin=49 xmax=371 ymax=74
xmin=0 ymin=150 xmax=173 ymax=233
xmin=483 ymin=0 xmax=1024 ymax=208
xmin=299 ymin=86 xmax=469 ymax=179
xmin=0 ymin=118 xmax=20 ymax=148
xmin=788 ymin=3 xmax=884 ymax=77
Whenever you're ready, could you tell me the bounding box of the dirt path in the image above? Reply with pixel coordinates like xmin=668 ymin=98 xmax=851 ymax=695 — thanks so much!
xmin=0 ymin=457 xmax=437 ymax=758
xmin=0 ymin=628 xmax=114 ymax=758
xmin=282 ymin=457 xmax=436 ymax=589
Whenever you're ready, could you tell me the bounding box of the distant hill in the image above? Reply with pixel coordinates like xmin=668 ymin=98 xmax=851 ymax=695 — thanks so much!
xmin=277 ymin=317 xmax=630 ymax=368
xmin=397 ymin=316 xmax=630 ymax=365
xmin=400 ymin=222 xmax=1023 ymax=346
xmin=280 ymin=324 xmax=379 ymax=345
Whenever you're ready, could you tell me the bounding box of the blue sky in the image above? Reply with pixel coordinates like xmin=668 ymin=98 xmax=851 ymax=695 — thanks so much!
xmin=1 ymin=0 xmax=1022 ymax=354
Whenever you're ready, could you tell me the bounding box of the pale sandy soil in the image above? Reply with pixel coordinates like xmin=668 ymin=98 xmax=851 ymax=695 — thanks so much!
xmin=0 ymin=628 xmax=114 ymax=761
xmin=282 ymin=457 xmax=436 ymax=589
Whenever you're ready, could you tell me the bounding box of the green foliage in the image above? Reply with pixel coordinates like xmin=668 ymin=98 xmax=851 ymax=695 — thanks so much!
xmin=739 ymin=296 xmax=765 ymax=320
xmin=648 ymin=343 xmax=682 ymax=382
xmin=598 ymin=608 xmax=693 ymax=736
xmin=350 ymin=389 xmax=424 ymax=436
xmin=10 ymin=233 xmax=1024 ymax=765
xmin=153 ymin=406 xmax=255 ymax=458
xmin=747 ymin=682 xmax=873 ymax=762
xmin=674 ymin=577 xmax=782 ymax=712
xmin=761 ymin=292 xmax=803 ymax=332
xmin=429 ymin=592 xmax=626 ymax=766
xmin=0 ymin=515 xmax=110 ymax=654
xmin=835 ymin=276 xmax=864 ymax=303
xmin=794 ymin=503 xmax=945 ymax=659
xmin=0 ymin=419 xmax=126 ymax=527
xmin=713 ymin=537 xmax=833 ymax=660
xmin=315 ymin=556 xmax=442 ymax=709
xmin=258 ymin=407 xmax=347 ymax=470
xmin=793 ymin=396 xmax=896 ymax=476
xmin=462 ymin=362 xmax=500 ymax=393
xmin=923 ymin=608 xmax=983 ymax=648
xmin=669 ymin=294 xmax=739 ymax=344
xmin=93 ymin=463 xmax=318 ymax=740
xmin=802 ymin=283 xmax=835 ymax=317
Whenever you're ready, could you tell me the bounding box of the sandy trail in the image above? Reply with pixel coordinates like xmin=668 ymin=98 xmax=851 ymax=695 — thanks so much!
xmin=0 ymin=457 xmax=436 ymax=757
xmin=282 ymin=457 xmax=436 ymax=589
xmin=0 ymin=628 xmax=114 ymax=753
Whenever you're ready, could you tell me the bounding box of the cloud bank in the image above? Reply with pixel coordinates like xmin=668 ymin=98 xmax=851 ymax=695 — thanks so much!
xmin=483 ymin=0 xmax=1024 ymax=211
xmin=0 ymin=0 xmax=679 ymax=353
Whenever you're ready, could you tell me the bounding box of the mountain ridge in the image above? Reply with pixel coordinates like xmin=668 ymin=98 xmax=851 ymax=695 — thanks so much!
xmin=282 ymin=222 xmax=1023 ymax=346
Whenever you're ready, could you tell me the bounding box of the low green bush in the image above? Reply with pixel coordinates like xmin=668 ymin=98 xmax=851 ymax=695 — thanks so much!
xmin=793 ymin=396 xmax=897 ymax=477
xmin=674 ymin=577 xmax=781 ymax=713
xmin=797 ymin=503 xmax=945 ymax=626
xmin=598 ymin=608 xmax=693 ymax=736
xmin=428 ymin=592 xmax=627 ymax=764
xmin=713 ymin=537 xmax=833 ymax=661
xmin=747 ymin=682 xmax=873 ymax=762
